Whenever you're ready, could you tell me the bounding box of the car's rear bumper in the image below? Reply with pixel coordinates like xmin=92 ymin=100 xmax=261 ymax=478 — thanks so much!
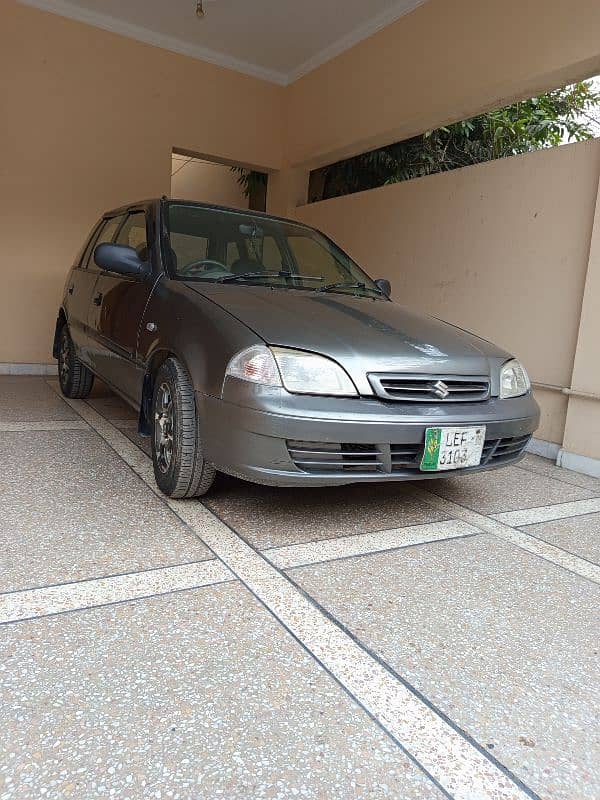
xmin=198 ymin=383 xmax=540 ymax=487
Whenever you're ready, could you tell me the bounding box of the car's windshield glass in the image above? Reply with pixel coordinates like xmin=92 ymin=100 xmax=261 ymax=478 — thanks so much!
xmin=165 ymin=203 xmax=383 ymax=298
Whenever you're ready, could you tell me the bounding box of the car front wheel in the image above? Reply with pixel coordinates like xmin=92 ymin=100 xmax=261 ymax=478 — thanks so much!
xmin=151 ymin=357 xmax=216 ymax=498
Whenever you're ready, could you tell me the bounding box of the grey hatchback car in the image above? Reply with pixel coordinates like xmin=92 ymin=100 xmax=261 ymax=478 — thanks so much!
xmin=54 ymin=198 xmax=539 ymax=498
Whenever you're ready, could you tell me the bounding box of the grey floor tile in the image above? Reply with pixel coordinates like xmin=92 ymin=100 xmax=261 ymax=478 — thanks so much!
xmin=522 ymin=512 xmax=600 ymax=564
xmin=519 ymin=453 xmax=600 ymax=493
xmin=0 ymin=430 xmax=211 ymax=591
xmin=0 ymin=376 xmax=77 ymax=422
xmin=203 ymin=479 xmax=449 ymax=550
xmin=426 ymin=465 xmax=596 ymax=514
xmin=85 ymin=381 xmax=138 ymax=422
xmin=0 ymin=583 xmax=443 ymax=800
xmin=291 ymin=535 xmax=600 ymax=800
xmin=118 ymin=424 xmax=151 ymax=456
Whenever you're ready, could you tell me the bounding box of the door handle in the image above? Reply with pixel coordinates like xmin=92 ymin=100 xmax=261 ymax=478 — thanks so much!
xmin=68 ymin=284 xmax=74 ymax=295
xmin=93 ymin=292 xmax=103 ymax=306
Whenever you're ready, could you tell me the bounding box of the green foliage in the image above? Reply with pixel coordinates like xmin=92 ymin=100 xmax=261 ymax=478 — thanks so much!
xmin=232 ymin=166 xmax=268 ymax=200
xmin=309 ymin=81 xmax=600 ymax=201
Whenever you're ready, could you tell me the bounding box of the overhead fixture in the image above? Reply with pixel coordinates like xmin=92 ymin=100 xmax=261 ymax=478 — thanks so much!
xmin=196 ymin=0 xmax=217 ymax=19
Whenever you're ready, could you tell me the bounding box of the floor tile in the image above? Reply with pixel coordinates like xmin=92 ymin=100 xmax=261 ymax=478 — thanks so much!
xmin=0 ymin=430 xmax=212 ymax=592
xmin=0 ymin=583 xmax=443 ymax=800
xmin=118 ymin=424 xmax=151 ymax=456
xmin=522 ymin=512 xmax=600 ymax=565
xmin=203 ymin=479 xmax=449 ymax=550
xmin=0 ymin=376 xmax=77 ymax=422
xmin=291 ymin=535 xmax=600 ymax=800
xmin=519 ymin=453 xmax=600 ymax=493
xmin=85 ymin=382 xmax=138 ymax=422
xmin=426 ymin=465 xmax=595 ymax=514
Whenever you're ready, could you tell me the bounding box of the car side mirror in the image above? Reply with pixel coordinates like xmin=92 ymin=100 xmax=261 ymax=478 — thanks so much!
xmin=94 ymin=243 xmax=150 ymax=278
xmin=374 ymin=278 xmax=391 ymax=297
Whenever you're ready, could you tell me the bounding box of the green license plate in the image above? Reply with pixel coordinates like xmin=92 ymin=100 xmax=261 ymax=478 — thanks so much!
xmin=420 ymin=426 xmax=486 ymax=472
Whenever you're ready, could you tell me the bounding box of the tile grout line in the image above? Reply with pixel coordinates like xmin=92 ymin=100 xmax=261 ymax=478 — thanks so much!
xmin=0 ymin=556 xmax=218 ymax=597
xmin=45 ymin=383 xmax=539 ymax=800
xmin=0 ymin=524 xmax=482 ymax=624
xmin=411 ymin=488 xmax=600 ymax=585
xmin=492 ymin=497 xmax=600 ymax=527
xmin=0 ymin=561 xmax=234 ymax=626
xmin=265 ymin=519 xmax=482 ymax=569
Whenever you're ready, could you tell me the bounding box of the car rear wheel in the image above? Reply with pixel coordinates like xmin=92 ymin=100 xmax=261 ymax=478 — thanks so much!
xmin=151 ymin=357 xmax=216 ymax=498
xmin=58 ymin=326 xmax=94 ymax=399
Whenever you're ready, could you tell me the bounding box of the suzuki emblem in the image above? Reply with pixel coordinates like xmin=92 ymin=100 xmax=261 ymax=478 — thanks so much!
xmin=433 ymin=380 xmax=450 ymax=399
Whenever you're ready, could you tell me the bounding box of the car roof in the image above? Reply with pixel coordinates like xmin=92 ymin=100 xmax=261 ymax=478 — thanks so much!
xmin=101 ymin=198 xmax=315 ymax=231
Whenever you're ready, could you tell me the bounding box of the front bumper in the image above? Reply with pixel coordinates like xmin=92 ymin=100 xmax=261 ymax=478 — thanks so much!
xmin=198 ymin=382 xmax=540 ymax=487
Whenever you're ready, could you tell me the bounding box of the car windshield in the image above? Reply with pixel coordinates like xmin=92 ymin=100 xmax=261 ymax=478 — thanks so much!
xmin=165 ymin=203 xmax=383 ymax=298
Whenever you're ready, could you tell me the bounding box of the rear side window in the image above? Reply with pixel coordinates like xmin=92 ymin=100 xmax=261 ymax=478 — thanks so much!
xmin=116 ymin=212 xmax=149 ymax=261
xmin=86 ymin=215 xmax=125 ymax=269
xmin=76 ymin=220 xmax=102 ymax=268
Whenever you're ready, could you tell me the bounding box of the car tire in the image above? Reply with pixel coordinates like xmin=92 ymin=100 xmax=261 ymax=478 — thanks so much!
xmin=151 ymin=357 xmax=216 ymax=499
xmin=58 ymin=325 xmax=94 ymax=399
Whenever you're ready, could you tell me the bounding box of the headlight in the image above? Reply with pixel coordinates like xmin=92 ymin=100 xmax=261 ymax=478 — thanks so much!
xmin=225 ymin=345 xmax=281 ymax=387
xmin=499 ymin=359 xmax=531 ymax=398
xmin=272 ymin=347 xmax=357 ymax=395
xmin=225 ymin=345 xmax=357 ymax=396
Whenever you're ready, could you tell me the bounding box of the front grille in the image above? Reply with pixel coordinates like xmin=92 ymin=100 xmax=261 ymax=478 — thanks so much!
xmin=287 ymin=434 xmax=531 ymax=475
xmin=368 ymin=374 xmax=490 ymax=402
xmin=286 ymin=441 xmax=383 ymax=473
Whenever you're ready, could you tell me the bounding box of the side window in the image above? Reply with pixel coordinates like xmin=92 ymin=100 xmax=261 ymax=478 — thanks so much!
xmin=87 ymin=215 xmax=125 ymax=270
xmin=77 ymin=220 xmax=103 ymax=268
xmin=116 ymin=212 xmax=149 ymax=261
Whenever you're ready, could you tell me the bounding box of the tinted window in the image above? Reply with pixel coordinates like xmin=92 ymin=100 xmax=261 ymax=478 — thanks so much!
xmin=116 ymin=212 xmax=148 ymax=260
xmin=166 ymin=203 xmax=381 ymax=298
xmin=288 ymin=235 xmax=345 ymax=281
xmin=87 ymin=215 xmax=125 ymax=269
xmin=77 ymin=220 xmax=103 ymax=268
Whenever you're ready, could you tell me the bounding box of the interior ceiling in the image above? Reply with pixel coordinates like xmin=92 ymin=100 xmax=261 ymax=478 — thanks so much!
xmin=20 ymin=0 xmax=428 ymax=84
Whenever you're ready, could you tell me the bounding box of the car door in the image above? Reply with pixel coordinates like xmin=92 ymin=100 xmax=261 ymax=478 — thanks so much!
xmin=64 ymin=217 xmax=116 ymax=366
xmin=87 ymin=210 xmax=157 ymax=405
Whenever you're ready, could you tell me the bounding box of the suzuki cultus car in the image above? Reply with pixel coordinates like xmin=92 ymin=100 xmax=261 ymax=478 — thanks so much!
xmin=54 ymin=199 xmax=539 ymax=498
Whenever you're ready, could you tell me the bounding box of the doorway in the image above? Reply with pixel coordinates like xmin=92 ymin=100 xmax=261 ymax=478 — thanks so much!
xmin=171 ymin=151 xmax=267 ymax=212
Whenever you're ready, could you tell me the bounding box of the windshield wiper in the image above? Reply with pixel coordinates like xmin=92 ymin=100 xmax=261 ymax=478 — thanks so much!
xmin=217 ymin=271 xmax=281 ymax=283
xmin=316 ymin=281 xmax=383 ymax=295
xmin=217 ymin=271 xmax=324 ymax=284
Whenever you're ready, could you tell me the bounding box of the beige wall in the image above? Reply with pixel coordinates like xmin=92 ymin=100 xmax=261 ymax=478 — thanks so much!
xmin=0 ymin=0 xmax=284 ymax=363
xmin=286 ymin=0 xmax=600 ymax=168
xmin=3 ymin=0 xmax=600 ymax=465
xmin=562 ymin=167 xmax=600 ymax=461
xmin=171 ymin=156 xmax=248 ymax=208
xmin=294 ymin=141 xmax=600 ymax=444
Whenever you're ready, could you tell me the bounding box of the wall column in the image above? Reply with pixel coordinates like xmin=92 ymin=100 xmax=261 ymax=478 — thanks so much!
xmin=560 ymin=174 xmax=600 ymax=476
xmin=266 ymin=167 xmax=309 ymax=217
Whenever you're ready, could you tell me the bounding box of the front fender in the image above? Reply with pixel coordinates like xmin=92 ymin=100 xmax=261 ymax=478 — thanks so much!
xmin=137 ymin=280 xmax=261 ymax=398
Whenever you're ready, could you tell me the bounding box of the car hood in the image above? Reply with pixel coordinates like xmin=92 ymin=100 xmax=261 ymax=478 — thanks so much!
xmin=185 ymin=283 xmax=511 ymax=395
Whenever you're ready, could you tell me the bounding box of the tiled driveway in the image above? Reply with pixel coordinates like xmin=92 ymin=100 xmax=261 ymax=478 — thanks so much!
xmin=1 ymin=376 xmax=598 ymax=800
